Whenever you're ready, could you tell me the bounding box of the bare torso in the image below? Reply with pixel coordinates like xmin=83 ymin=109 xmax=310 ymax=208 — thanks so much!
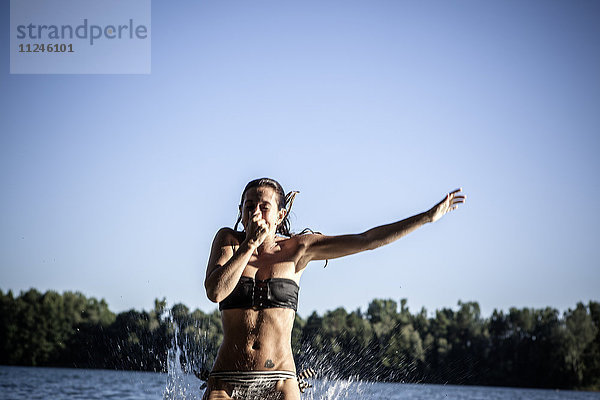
xmin=214 ymin=308 xmax=296 ymax=371
xmin=212 ymin=230 xmax=307 ymax=373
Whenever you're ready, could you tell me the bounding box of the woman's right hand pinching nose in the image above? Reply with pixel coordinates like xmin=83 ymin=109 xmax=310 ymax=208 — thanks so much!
xmin=246 ymin=210 xmax=268 ymax=248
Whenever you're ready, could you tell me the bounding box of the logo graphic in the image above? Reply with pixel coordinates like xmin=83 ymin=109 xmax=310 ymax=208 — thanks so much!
xmin=10 ymin=0 xmax=151 ymax=74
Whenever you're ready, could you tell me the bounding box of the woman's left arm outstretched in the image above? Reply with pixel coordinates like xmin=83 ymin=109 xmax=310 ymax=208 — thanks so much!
xmin=298 ymin=188 xmax=466 ymax=263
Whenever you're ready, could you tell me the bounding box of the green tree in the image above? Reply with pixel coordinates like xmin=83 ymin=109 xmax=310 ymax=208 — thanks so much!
xmin=563 ymin=303 xmax=598 ymax=387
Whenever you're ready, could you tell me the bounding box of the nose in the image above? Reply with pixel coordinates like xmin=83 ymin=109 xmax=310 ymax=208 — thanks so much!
xmin=246 ymin=206 xmax=263 ymax=221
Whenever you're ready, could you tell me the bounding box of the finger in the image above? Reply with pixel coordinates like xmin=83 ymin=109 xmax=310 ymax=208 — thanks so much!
xmin=449 ymin=188 xmax=462 ymax=195
xmin=450 ymin=196 xmax=466 ymax=201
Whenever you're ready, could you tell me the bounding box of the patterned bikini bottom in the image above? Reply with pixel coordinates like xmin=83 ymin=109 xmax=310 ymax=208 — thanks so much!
xmin=208 ymin=370 xmax=297 ymax=400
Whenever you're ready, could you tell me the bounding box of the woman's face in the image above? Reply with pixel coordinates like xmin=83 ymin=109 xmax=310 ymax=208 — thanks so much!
xmin=240 ymin=185 xmax=285 ymax=235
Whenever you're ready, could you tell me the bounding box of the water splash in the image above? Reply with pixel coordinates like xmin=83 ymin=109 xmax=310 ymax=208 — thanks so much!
xmin=296 ymin=339 xmax=373 ymax=400
xmin=162 ymin=313 xmax=204 ymax=400
xmin=303 ymin=376 xmax=371 ymax=400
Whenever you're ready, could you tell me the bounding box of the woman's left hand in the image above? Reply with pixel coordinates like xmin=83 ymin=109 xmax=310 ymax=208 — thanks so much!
xmin=427 ymin=188 xmax=466 ymax=223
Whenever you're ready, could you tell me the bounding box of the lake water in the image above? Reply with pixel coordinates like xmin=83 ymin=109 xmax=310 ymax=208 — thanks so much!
xmin=1 ymin=366 xmax=599 ymax=400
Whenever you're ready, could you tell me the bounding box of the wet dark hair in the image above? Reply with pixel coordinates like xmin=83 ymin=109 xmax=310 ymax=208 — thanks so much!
xmin=233 ymin=178 xmax=299 ymax=237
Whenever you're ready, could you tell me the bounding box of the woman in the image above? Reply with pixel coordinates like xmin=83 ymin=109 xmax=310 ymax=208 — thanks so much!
xmin=203 ymin=178 xmax=465 ymax=400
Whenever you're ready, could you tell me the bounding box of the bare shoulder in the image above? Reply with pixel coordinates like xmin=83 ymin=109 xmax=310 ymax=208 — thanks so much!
xmin=292 ymin=231 xmax=326 ymax=265
xmin=212 ymin=227 xmax=244 ymax=247
xmin=294 ymin=231 xmax=326 ymax=247
xmin=207 ymin=228 xmax=243 ymax=274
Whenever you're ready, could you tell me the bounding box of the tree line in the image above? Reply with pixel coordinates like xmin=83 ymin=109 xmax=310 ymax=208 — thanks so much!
xmin=1 ymin=288 xmax=598 ymax=391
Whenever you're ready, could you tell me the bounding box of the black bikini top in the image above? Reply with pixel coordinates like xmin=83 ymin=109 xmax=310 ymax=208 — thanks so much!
xmin=219 ymin=276 xmax=299 ymax=311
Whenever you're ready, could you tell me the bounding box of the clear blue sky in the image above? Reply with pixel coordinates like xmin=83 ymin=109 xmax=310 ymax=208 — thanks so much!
xmin=1 ymin=0 xmax=599 ymax=318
